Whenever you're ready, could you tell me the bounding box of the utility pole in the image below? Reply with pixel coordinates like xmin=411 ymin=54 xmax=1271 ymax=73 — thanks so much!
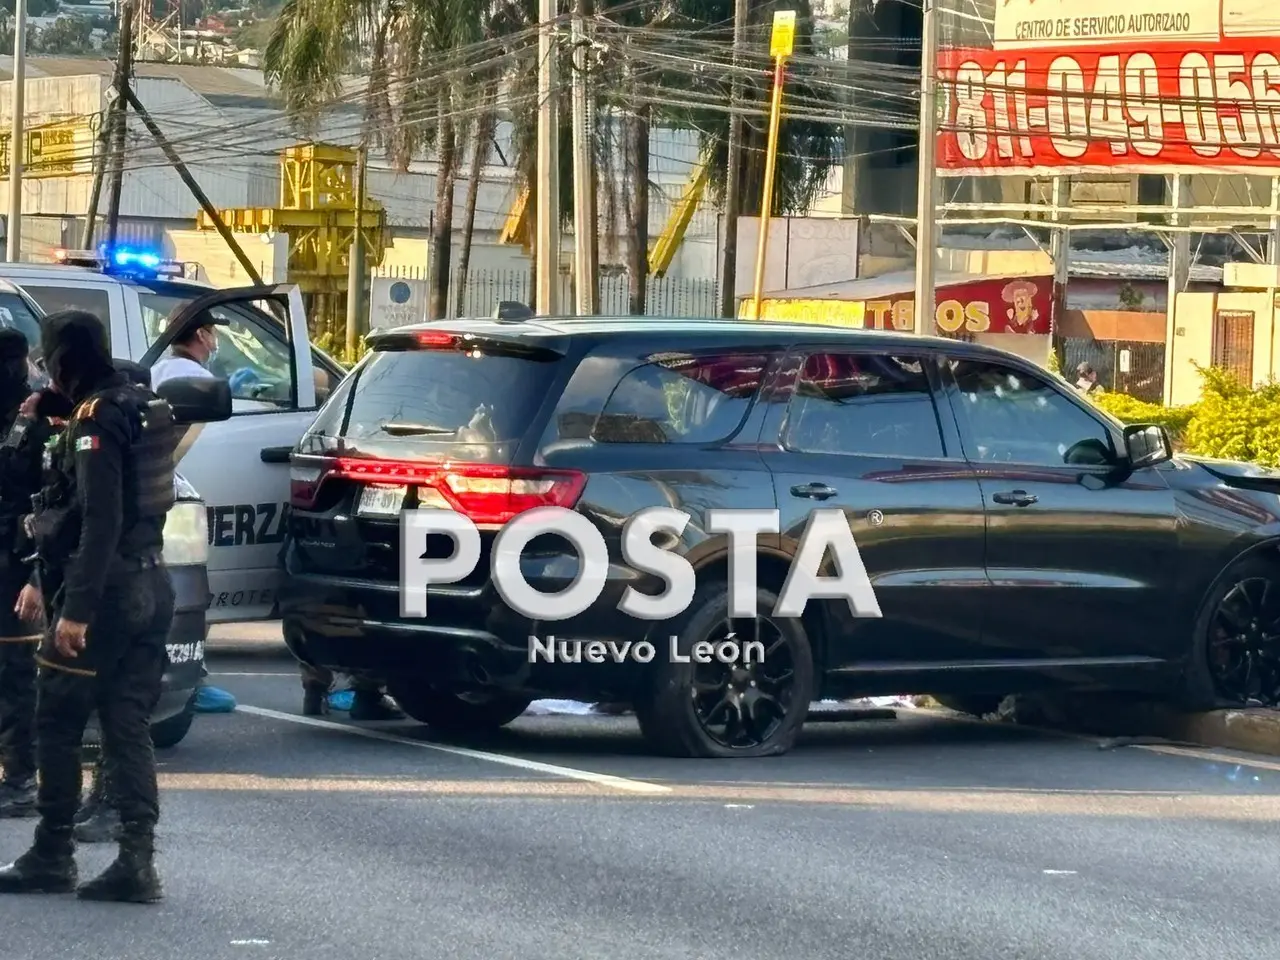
xmin=6 ymin=0 xmax=26 ymax=262
xmin=912 ymin=0 xmax=938 ymax=336
xmin=718 ymin=0 xmax=748 ymax=318
xmin=123 ymin=86 xmax=263 ymax=284
xmin=105 ymin=0 xmax=135 ymax=250
xmin=81 ymin=104 xmax=112 ymax=248
xmin=345 ymin=144 xmax=367 ymax=360
xmin=570 ymin=0 xmax=597 ymax=315
xmin=535 ymin=0 xmax=561 ymax=315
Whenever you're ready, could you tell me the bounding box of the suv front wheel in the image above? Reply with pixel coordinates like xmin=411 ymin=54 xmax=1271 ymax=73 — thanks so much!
xmin=636 ymin=582 xmax=815 ymax=758
xmin=386 ymin=684 xmax=532 ymax=733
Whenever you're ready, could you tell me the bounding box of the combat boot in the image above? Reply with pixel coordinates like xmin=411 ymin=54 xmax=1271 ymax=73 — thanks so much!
xmin=74 ymin=803 xmax=122 ymax=844
xmin=302 ymin=683 xmax=329 ymax=716
xmin=77 ymin=825 xmax=162 ymax=903
xmin=0 ymin=822 xmax=77 ymax=894
xmin=0 ymin=777 xmax=37 ymax=818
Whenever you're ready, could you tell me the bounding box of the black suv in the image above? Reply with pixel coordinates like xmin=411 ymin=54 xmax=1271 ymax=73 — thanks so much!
xmin=280 ymin=318 xmax=1280 ymax=757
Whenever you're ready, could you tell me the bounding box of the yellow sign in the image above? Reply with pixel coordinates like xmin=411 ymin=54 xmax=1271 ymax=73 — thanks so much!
xmin=770 ymin=10 xmax=797 ymax=58
xmin=740 ymin=297 xmax=866 ymax=326
xmin=0 ymin=122 xmax=90 ymax=179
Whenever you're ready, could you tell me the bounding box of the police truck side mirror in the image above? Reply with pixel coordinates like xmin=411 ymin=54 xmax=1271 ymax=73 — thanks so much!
xmin=155 ymin=376 xmax=232 ymax=425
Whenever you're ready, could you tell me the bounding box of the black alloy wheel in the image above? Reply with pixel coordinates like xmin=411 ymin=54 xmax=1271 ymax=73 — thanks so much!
xmin=1206 ymin=574 xmax=1280 ymax=705
xmin=690 ymin=615 xmax=796 ymax=750
xmin=635 ymin=583 xmax=815 ymax=758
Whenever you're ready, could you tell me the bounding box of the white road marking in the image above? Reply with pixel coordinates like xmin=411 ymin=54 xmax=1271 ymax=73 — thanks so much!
xmin=1042 ymin=869 xmax=1077 ymax=875
xmin=230 ymin=940 xmax=271 ymax=946
xmin=724 ymin=804 xmax=755 ymax=809
xmin=235 ymin=704 xmax=672 ymax=795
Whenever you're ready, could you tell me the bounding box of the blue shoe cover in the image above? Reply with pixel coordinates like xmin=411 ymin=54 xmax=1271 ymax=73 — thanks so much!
xmin=194 ymin=686 xmax=237 ymax=713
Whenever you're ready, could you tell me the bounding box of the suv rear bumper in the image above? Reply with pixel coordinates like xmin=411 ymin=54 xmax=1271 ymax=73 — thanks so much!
xmin=279 ymin=556 xmax=656 ymax=699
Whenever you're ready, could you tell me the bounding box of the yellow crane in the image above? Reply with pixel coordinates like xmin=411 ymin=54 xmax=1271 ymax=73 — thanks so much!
xmin=497 ymin=148 xmax=713 ymax=280
xmin=195 ymin=143 xmax=388 ymax=336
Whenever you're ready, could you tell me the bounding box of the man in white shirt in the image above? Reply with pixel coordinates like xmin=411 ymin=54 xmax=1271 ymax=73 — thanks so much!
xmin=149 ymin=322 xmax=218 ymax=388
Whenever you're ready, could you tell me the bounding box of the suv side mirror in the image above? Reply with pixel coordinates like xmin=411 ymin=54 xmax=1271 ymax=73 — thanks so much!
xmin=1123 ymin=423 xmax=1172 ymax=469
xmin=155 ymin=376 xmax=232 ymax=425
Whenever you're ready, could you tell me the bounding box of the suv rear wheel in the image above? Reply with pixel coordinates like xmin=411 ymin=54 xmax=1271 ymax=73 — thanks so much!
xmin=386 ymin=684 xmax=532 ymax=733
xmin=635 ymin=582 xmax=815 ymax=758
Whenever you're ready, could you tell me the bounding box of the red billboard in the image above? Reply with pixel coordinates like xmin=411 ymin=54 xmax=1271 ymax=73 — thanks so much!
xmin=753 ymin=276 xmax=1055 ymax=334
xmin=861 ymin=275 xmax=1054 ymax=334
xmin=937 ymin=0 xmax=1280 ymax=174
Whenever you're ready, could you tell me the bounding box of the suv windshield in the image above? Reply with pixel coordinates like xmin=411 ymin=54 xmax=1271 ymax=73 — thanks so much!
xmin=309 ymin=346 xmax=561 ymax=459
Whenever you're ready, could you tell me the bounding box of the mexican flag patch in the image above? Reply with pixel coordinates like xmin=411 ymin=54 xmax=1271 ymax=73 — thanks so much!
xmin=75 ymin=436 xmax=99 ymax=452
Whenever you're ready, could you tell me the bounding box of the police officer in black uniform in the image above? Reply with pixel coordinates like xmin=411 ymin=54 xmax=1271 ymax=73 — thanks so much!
xmin=0 ymin=310 xmax=178 ymax=903
xmin=0 ymin=329 xmax=58 ymax=818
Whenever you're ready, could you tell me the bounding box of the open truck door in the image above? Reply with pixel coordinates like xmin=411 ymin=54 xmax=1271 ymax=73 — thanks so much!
xmin=143 ymin=284 xmax=320 ymax=623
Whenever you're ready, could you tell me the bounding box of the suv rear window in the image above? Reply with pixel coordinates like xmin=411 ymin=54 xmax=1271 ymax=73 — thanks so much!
xmin=593 ymin=354 xmax=768 ymax=444
xmin=310 ymin=347 xmax=559 ymax=445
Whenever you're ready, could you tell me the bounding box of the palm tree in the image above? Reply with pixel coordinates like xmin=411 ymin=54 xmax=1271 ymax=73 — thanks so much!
xmin=265 ymin=0 xmax=491 ymax=320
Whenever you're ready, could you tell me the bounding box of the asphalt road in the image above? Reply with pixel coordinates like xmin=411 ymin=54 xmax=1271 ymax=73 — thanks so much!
xmin=5 ymin=647 xmax=1280 ymax=960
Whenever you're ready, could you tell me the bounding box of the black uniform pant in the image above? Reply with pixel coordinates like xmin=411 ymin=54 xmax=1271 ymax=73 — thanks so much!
xmin=35 ymin=564 xmax=174 ymax=831
xmin=0 ymin=564 xmax=40 ymax=785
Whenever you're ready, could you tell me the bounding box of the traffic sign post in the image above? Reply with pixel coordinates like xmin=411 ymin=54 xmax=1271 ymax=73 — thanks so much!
xmin=748 ymin=11 xmax=796 ymax=320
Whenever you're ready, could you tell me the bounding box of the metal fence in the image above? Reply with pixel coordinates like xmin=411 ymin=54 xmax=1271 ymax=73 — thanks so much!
xmin=375 ymin=265 xmax=722 ymax=319
xmin=1054 ymin=336 xmax=1166 ymax=404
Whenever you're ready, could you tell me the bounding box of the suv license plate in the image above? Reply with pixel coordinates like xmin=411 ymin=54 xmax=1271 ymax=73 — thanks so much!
xmin=357 ymin=484 xmax=408 ymax=517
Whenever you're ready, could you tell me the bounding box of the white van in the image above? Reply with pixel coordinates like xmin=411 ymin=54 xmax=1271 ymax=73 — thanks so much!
xmin=0 ymin=250 xmax=344 ymax=624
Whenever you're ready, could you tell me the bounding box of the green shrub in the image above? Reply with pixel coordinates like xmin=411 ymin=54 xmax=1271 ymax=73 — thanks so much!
xmin=1091 ymin=363 xmax=1280 ymax=466
xmin=1091 ymin=392 xmax=1197 ymax=444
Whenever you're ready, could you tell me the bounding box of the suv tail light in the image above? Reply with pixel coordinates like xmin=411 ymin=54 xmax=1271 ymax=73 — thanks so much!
xmin=290 ymin=456 xmax=586 ymax=525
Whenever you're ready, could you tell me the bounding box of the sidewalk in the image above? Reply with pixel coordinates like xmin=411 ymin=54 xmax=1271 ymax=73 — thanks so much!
xmin=1004 ymin=694 xmax=1280 ymax=757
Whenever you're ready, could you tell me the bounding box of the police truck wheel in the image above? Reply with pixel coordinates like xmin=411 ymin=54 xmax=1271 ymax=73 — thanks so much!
xmin=150 ymin=692 xmax=198 ymax=749
xmin=635 ymin=582 xmax=814 ymax=759
xmin=386 ymin=684 xmax=532 ymax=732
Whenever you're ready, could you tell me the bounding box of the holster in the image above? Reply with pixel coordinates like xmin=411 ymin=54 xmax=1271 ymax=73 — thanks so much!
xmin=30 ymin=504 xmax=79 ymax=567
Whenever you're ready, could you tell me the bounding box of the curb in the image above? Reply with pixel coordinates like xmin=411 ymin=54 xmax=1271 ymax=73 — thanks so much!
xmin=1005 ymin=694 xmax=1280 ymax=757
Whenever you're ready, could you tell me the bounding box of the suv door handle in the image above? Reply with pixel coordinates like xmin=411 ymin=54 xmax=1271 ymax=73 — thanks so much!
xmin=790 ymin=482 xmax=838 ymax=501
xmin=991 ymin=489 xmax=1037 ymax=507
xmin=260 ymin=445 xmax=293 ymax=464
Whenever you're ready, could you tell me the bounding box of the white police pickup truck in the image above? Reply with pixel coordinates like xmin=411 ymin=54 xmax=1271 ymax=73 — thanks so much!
xmin=0 ymin=277 xmax=237 ymax=747
xmin=0 ymin=248 xmax=346 ymax=625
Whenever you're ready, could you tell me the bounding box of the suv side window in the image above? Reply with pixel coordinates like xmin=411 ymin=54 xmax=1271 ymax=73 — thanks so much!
xmin=949 ymin=357 xmax=1115 ymax=466
xmin=783 ymin=352 xmax=947 ymax=458
xmin=593 ymin=353 xmax=769 ymax=444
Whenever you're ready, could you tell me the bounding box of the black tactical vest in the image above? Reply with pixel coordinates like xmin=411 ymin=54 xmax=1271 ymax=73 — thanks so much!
xmin=69 ymin=383 xmax=178 ymax=522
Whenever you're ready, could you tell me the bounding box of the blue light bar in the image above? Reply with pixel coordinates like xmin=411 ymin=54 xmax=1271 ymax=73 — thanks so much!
xmin=113 ymin=248 xmax=162 ymax=270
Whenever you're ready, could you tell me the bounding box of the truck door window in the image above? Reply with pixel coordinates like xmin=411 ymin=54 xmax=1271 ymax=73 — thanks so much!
xmin=138 ymin=290 xmax=339 ymax=408
xmin=20 ymin=285 xmax=112 ymax=346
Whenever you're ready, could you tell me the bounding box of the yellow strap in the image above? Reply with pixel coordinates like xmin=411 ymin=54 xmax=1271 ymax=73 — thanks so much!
xmin=35 ymin=654 xmax=95 ymax=677
xmin=0 ymin=634 xmax=41 ymax=643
